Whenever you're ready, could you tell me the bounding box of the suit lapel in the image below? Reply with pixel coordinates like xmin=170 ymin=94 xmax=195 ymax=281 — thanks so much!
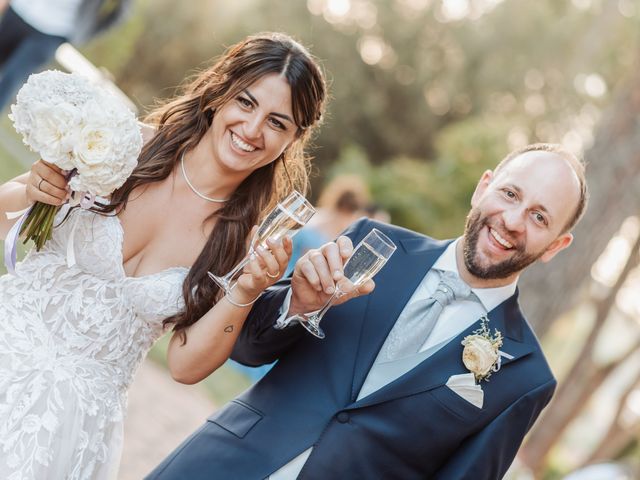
xmin=348 ymin=289 xmax=538 ymax=409
xmin=349 ymin=236 xmax=452 ymax=401
xmin=483 ymin=287 xmax=537 ymax=368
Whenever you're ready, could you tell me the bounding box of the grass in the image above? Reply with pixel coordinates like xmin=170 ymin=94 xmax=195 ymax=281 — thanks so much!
xmin=148 ymin=334 xmax=254 ymax=406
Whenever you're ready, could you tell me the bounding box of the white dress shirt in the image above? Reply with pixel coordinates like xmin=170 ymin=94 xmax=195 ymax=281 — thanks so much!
xmin=270 ymin=238 xmax=517 ymax=479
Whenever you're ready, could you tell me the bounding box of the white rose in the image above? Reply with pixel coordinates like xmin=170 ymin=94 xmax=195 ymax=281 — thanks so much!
xmin=74 ymin=122 xmax=116 ymax=166
xmin=70 ymin=158 xmax=134 ymax=196
xmin=112 ymin=120 xmax=142 ymax=157
xmin=28 ymin=103 xmax=81 ymax=169
xmin=9 ymin=101 xmax=36 ymax=138
xmin=461 ymin=335 xmax=498 ymax=378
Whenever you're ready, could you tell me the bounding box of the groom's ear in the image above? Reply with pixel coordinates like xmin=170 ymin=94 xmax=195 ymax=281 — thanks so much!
xmin=539 ymin=232 xmax=573 ymax=263
xmin=471 ymin=170 xmax=493 ymax=207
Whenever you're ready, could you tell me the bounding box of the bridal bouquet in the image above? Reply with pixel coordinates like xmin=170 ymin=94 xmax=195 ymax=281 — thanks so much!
xmin=9 ymin=70 xmax=142 ymax=250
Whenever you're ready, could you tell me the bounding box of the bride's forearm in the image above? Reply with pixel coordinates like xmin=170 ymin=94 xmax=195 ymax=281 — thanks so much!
xmin=0 ymin=175 xmax=31 ymax=239
xmin=168 ymin=239 xmax=290 ymax=384
xmin=167 ymin=291 xmax=257 ymax=385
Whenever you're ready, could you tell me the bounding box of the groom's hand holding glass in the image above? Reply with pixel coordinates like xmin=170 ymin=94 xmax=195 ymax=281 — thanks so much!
xmin=286 ymin=235 xmax=376 ymax=320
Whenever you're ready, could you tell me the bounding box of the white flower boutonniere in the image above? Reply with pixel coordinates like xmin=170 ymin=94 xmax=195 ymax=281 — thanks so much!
xmin=461 ymin=317 xmax=503 ymax=382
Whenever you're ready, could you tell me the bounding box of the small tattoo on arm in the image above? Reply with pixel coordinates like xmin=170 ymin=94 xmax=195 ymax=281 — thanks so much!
xmin=224 ymin=325 xmax=234 ymax=333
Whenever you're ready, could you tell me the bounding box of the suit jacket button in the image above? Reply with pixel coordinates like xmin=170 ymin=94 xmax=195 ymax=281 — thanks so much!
xmin=336 ymin=412 xmax=350 ymax=423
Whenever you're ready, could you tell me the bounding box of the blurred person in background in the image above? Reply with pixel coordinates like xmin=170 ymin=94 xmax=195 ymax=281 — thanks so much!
xmin=0 ymin=0 xmax=134 ymax=111
xmin=0 ymin=32 xmax=326 ymax=479
xmin=284 ymin=173 xmax=370 ymax=276
xmin=364 ymin=202 xmax=391 ymax=224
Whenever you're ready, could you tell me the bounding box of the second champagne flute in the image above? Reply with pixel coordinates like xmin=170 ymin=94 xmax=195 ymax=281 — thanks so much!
xmin=287 ymin=228 xmax=397 ymax=339
xmin=208 ymin=190 xmax=315 ymax=295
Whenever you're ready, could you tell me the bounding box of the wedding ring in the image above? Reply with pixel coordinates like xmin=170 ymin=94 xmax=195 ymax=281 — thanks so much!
xmin=266 ymin=270 xmax=280 ymax=279
xmin=38 ymin=178 xmax=45 ymax=191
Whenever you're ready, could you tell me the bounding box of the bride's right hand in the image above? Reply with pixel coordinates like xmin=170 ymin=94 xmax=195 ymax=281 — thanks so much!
xmin=232 ymin=236 xmax=293 ymax=304
xmin=26 ymin=160 xmax=69 ymax=206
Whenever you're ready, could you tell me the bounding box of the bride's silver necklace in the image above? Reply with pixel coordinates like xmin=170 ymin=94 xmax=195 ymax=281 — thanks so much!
xmin=180 ymin=152 xmax=229 ymax=203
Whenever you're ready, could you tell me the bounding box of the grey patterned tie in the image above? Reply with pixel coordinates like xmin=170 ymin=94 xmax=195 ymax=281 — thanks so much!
xmin=377 ymin=270 xmax=476 ymax=362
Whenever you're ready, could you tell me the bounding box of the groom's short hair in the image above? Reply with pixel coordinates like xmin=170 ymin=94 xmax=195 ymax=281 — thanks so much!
xmin=494 ymin=143 xmax=588 ymax=233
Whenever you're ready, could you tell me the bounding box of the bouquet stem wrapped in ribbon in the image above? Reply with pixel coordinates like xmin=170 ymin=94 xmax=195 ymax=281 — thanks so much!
xmin=4 ymin=70 xmax=143 ymax=273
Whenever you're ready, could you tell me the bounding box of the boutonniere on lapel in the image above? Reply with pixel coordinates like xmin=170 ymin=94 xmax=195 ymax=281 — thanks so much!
xmin=461 ymin=317 xmax=503 ymax=382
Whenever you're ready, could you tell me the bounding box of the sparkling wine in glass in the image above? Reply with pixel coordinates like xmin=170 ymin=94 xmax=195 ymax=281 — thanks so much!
xmin=288 ymin=228 xmax=397 ymax=339
xmin=208 ymin=190 xmax=315 ymax=295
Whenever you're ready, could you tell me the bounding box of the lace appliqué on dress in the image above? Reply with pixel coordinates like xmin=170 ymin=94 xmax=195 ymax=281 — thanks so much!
xmin=0 ymin=208 xmax=187 ymax=479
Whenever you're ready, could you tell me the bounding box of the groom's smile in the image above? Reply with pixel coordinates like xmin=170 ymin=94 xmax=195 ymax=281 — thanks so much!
xmin=488 ymin=226 xmax=514 ymax=250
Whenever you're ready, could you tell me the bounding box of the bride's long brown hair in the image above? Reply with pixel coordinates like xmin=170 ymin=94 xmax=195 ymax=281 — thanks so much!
xmin=98 ymin=32 xmax=326 ymax=341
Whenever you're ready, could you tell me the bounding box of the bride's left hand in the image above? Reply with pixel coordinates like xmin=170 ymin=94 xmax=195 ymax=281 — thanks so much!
xmin=233 ymin=235 xmax=292 ymax=303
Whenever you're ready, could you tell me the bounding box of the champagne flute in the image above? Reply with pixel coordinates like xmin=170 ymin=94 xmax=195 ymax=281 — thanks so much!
xmin=208 ymin=190 xmax=315 ymax=295
xmin=288 ymin=228 xmax=397 ymax=339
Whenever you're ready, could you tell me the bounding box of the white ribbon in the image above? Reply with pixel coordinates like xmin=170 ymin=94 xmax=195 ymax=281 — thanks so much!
xmin=493 ymin=350 xmax=514 ymax=373
xmin=4 ymin=206 xmax=33 ymax=275
xmin=65 ymin=192 xmax=97 ymax=268
xmin=6 ymin=206 xmax=31 ymax=219
xmin=65 ymin=211 xmax=81 ymax=268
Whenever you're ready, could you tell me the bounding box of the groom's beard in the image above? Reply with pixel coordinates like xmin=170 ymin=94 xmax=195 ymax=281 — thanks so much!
xmin=462 ymin=208 xmax=545 ymax=280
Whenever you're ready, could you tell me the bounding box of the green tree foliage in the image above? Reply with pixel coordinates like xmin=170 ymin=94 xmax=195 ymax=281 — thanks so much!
xmin=78 ymin=0 xmax=150 ymax=81
xmin=91 ymin=0 xmax=636 ymax=234
xmin=328 ymin=115 xmax=510 ymax=236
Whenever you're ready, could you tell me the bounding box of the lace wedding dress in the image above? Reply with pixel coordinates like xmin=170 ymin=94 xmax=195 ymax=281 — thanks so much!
xmin=0 ymin=206 xmax=188 ymax=479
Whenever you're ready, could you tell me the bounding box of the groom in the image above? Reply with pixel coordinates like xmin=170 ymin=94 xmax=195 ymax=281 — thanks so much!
xmin=148 ymin=143 xmax=588 ymax=479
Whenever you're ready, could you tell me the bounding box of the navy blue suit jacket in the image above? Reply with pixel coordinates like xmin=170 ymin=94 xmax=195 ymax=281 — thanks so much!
xmin=148 ymin=218 xmax=556 ymax=479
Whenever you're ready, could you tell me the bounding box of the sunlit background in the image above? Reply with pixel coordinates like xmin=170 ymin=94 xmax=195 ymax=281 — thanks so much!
xmin=1 ymin=0 xmax=639 ymax=478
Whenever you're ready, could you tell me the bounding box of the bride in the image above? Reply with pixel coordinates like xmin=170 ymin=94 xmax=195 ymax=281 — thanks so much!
xmin=0 ymin=32 xmax=326 ymax=479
